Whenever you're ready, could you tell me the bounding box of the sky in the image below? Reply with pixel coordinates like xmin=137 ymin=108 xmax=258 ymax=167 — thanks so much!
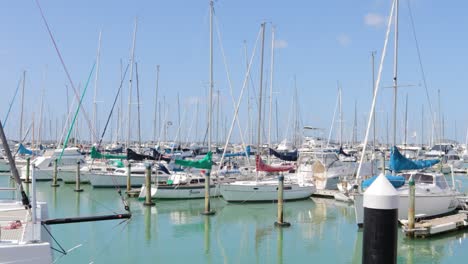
xmin=0 ymin=0 xmax=467 ymax=146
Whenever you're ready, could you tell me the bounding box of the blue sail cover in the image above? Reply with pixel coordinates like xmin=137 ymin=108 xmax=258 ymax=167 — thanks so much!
xmin=17 ymin=144 xmax=33 ymax=155
xmin=269 ymin=148 xmax=298 ymax=161
xmin=362 ymin=174 xmax=405 ymax=189
xmin=389 ymin=146 xmax=439 ymax=172
xmin=224 ymin=146 xmax=253 ymax=158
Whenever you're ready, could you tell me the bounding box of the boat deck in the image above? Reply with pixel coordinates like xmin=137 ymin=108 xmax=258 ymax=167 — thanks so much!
xmin=0 ymin=205 xmax=28 ymax=243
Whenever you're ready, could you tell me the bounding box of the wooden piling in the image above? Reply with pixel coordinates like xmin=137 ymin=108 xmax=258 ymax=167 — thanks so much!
xmin=24 ymin=157 xmax=31 ymax=183
xmin=274 ymin=175 xmax=290 ymax=227
xmin=407 ymin=176 xmax=415 ymax=237
xmin=74 ymin=161 xmax=83 ymax=192
xmin=126 ymin=163 xmax=131 ymax=193
xmin=51 ymin=159 xmax=59 ymax=187
xmin=201 ymin=170 xmax=215 ymax=215
xmin=143 ymin=164 xmax=155 ymax=206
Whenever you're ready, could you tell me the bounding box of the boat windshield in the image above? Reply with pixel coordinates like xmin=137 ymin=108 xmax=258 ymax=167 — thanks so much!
xmin=435 ymin=175 xmax=449 ymax=189
xmin=401 ymin=173 xmax=434 ymax=185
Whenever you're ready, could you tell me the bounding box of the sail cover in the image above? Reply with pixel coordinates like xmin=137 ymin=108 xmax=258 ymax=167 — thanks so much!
xmin=389 ymin=146 xmax=439 ymax=172
xmin=175 ymin=151 xmax=213 ymax=170
xmin=224 ymin=146 xmax=253 ymax=158
xmin=256 ymin=155 xmax=294 ymax=173
xmin=18 ymin=144 xmax=33 ymax=155
xmin=90 ymin=146 xmax=126 ymax=160
xmin=338 ymin=147 xmax=351 ymax=157
xmin=127 ymin=148 xmax=157 ymax=161
xmin=269 ymin=148 xmax=298 ymax=161
xmin=362 ymin=174 xmax=405 ymax=189
xmin=152 ymin=148 xmax=171 ymax=163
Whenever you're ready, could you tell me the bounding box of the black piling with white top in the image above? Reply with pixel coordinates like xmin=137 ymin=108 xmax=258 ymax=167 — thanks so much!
xmin=362 ymin=174 xmax=399 ymax=264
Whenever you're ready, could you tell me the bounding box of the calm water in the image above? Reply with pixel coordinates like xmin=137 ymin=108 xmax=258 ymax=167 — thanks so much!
xmin=1 ymin=174 xmax=468 ymax=263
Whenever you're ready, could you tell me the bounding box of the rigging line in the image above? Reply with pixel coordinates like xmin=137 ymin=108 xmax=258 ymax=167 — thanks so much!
xmin=217 ymin=26 xmax=262 ymax=171
xmin=406 ymin=0 xmax=438 ymax=142
xmin=42 ymin=224 xmax=67 ymax=255
xmin=356 ymin=0 xmax=395 ymax=179
xmin=3 ymin=77 xmax=22 ymax=128
xmin=97 ymin=64 xmax=130 ymax=148
xmin=59 ymin=62 xmax=96 ymax=161
xmin=213 ymin=12 xmax=249 ymax=152
xmin=34 ymin=0 xmax=98 ymax=142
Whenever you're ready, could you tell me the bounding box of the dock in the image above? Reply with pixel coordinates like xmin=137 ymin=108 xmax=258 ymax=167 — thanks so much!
xmin=400 ymin=211 xmax=468 ymax=238
xmin=311 ymin=189 xmax=354 ymax=203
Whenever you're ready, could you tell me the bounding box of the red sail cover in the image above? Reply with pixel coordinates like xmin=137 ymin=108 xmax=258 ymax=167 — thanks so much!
xmin=256 ymin=155 xmax=294 ymax=172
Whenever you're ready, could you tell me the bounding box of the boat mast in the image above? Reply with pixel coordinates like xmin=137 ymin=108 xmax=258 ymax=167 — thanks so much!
xmin=392 ymin=0 xmax=399 ymax=148
xmin=421 ymin=105 xmax=424 ymax=147
xmin=93 ymin=30 xmax=102 ymax=145
xmin=257 ymin=22 xmax=266 ymax=166
xmin=208 ymin=0 xmax=214 ymax=152
xmin=38 ymin=69 xmax=45 ymax=147
xmin=371 ymin=51 xmax=376 ymax=150
xmin=268 ymin=26 xmax=275 ymax=161
xmin=404 ymin=94 xmax=408 ymax=146
xmin=339 ymin=83 xmax=342 ymax=146
xmin=126 ymin=18 xmax=137 ymax=149
xmin=135 ymin=62 xmax=142 ymax=148
xmin=20 ymin=70 xmax=26 ymax=142
xmin=153 ymin=65 xmax=160 ymax=143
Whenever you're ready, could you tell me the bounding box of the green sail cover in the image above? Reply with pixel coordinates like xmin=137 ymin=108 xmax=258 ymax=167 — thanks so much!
xmin=175 ymin=151 xmax=213 ymax=170
xmin=91 ymin=146 xmax=126 ymax=160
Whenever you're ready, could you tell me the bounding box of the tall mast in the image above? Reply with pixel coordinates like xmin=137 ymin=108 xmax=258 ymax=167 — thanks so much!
xmin=438 ymin=89 xmax=442 ymax=144
xmin=371 ymin=51 xmax=376 ymax=150
xmin=208 ymin=0 xmax=214 ymax=151
xmin=421 ymin=105 xmax=424 ymax=147
xmin=153 ymin=65 xmax=160 ymax=143
xmin=268 ymin=26 xmax=275 ymax=156
xmin=338 ymin=83 xmax=342 ymax=146
xmin=256 ymin=22 xmax=266 ymax=155
xmin=19 ymin=70 xmax=26 ymax=141
xmin=38 ymin=68 xmax=46 ymax=146
xmin=244 ymin=40 xmax=252 ymax=146
xmin=392 ymin=0 xmax=399 ymax=147
xmin=404 ymin=94 xmax=408 ymax=145
xmin=135 ymin=62 xmax=142 ymax=148
xmin=216 ymin=89 xmax=220 ymax=147
xmin=93 ymin=30 xmax=102 ymax=144
xmin=126 ymin=18 xmax=137 ymax=148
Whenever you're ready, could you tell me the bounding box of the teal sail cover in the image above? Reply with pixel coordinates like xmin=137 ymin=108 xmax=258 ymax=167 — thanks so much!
xmin=224 ymin=146 xmax=253 ymax=158
xmin=389 ymin=146 xmax=439 ymax=172
xmin=362 ymin=175 xmax=405 ymax=189
xmin=18 ymin=144 xmax=33 ymax=155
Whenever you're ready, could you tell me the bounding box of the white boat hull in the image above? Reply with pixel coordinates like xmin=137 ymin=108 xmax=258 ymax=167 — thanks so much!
xmin=353 ymin=191 xmax=459 ymax=226
xmin=88 ymin=173 xmax=146 ymax=188
xmin=20 ymin=167 xmax=77 ymax=181
xmin=139 ymin=184 xmax=219 ymax=199
xmin=220 ymin=181 xmax=316 ymax=202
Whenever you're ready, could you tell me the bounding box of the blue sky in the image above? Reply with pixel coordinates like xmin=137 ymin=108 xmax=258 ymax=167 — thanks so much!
xmin=1 ymin=0 xmax=467 ymax=145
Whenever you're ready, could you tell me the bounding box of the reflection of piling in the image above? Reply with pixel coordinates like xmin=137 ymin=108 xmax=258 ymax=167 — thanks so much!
xmin=362 ymin=174 xmax=398 ymax=264
xmin=277 ymin=225 xmax=284 ymax=264
xmin=126 ymin=163 xmax=132 ymax=193
xmin=51 ymin=159 xmax=59 ymax=187
xmin=204 ymin=214 xmax=211 ymax=254
xmin=407 ymin=176 xmax=415 ymax=237
xmin=145 ymin=206 xmax=151 ymax=241
xmin=143 ymin=164 xmax=155 ymax=206
xmin=201 ymin=170 xmax=215 ymax=215
xmin=274 ymin=175 xmax=290 ymax=227
xmin=24 ymin=157 xmax=31 ymax=183
xmin=74 ymin=161 xmax=83 ymax=192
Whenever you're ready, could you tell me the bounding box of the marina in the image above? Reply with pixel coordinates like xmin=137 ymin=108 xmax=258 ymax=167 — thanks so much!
xmin=2 ymin=0 xmax=468 ymax=263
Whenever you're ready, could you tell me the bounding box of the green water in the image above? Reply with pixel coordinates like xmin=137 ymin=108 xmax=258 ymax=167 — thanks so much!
xmin=1 ymin=174 xmax=468 ymax=263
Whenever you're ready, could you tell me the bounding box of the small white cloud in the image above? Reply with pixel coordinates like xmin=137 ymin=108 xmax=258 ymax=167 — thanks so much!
xmin=274 ymin=39 xmax=288 ymax=49
xmin=336 ymin=34 xmax=351 ymax=47
xmin=364 ymin=13 xmax=385 ymax=28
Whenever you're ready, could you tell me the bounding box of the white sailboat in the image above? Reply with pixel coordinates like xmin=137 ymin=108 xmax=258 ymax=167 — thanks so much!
xmin=220 ymin=23 xmax=315 ymax=202
xmin=351 ymin=0 xmax=460 ymax=226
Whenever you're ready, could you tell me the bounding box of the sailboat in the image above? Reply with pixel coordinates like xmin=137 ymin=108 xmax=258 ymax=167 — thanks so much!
xmin=219 ymin=23 xmax=315 ymax=203
xmin=351 ymin=0 xmax=460 ymax=226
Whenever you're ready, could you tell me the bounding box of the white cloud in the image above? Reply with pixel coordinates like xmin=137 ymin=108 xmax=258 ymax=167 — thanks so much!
xmin=364 ymin=13 xmax=385 ymax=28
xmin=274 ymin=39 xmax=288 ymax=49
xmin=336 ymin=34 xmax=351 ymax=47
